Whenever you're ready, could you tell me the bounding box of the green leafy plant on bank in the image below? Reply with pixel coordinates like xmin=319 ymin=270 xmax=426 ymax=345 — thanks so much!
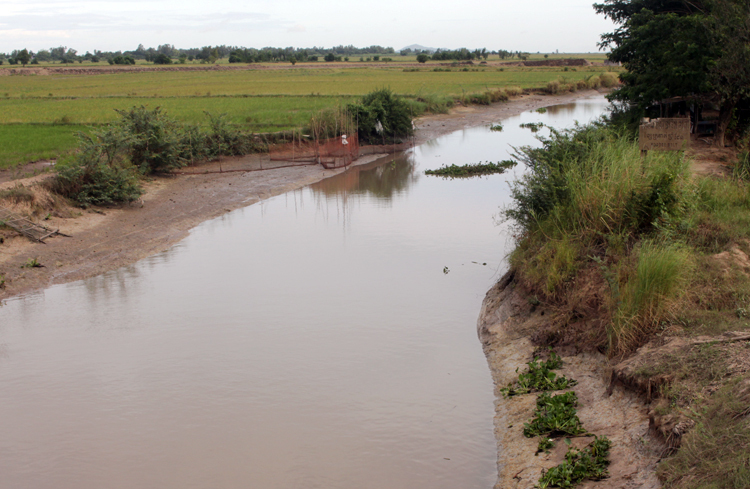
xmin=21 ymin=257 xmax=43 ymax=268
xmin=425 ymin=160 xmax=516 ymax=178
xmin=537 ymin=436 xmax=612 ymax=488
xmin=500 ymin=351 xmax=577 ymax=397
xmin=523 ymin=391 xmax=587 ymax=438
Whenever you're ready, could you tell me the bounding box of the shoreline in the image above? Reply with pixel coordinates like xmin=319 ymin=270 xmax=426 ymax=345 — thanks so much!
xmin=0 ymin=89 xmax=605 ymax=302
xmin=477 ymin=274 xmax=663 ymax=488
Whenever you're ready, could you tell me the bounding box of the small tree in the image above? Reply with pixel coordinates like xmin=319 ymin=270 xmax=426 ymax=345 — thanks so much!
xmin=153 ymin=53 xmax=172 ymax=65
xmin=324 ymin=53 xmax=335 ymax=62
xmin=416 ymin=54 xmax=429 ymax=63
xmin=16 ymin=49 xmax=31 ymax=67
xmin=289 ymin=56 xmax=297 ymax=65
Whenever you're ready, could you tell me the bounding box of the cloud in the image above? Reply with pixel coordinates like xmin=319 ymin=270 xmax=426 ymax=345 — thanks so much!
xmin=287 ymin=24 xmax=306 ymax=33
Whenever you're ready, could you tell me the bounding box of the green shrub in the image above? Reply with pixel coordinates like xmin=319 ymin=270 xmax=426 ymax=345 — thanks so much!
xmin=348 ymin=88 xmax=414 ymax=144
xmin=51 ymin=155 xmax=142 ymax=206
xmin=599 ymin=72 xmax=619 ymax=88
xmin=113 ymin=106 xmax=191 ymax=173
xmin=204 ymin=112 xmax=260 ymax=156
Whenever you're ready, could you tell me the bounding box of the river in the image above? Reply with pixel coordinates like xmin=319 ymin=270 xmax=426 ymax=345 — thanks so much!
xmin=0 ymin=95 xmax=610 ymax=489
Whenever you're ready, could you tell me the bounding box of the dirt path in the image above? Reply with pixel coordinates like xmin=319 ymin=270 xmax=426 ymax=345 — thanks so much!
xmin=0 ymin=89 xmax=603 ymax=302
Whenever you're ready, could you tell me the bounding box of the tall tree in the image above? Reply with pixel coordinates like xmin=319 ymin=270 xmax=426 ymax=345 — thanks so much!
xmin=595 ymin=0 xmax=750 ymax=146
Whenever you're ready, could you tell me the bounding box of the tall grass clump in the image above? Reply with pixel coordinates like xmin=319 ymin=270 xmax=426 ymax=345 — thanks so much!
xmin=609 ymin=241 xmax=692 ymax=353
xmin=657 ymin=375 xmax=750 ymax=489
xmin=414 ymin=93 xmax=454 ymax=114
xmin=504 ymin=124 xmax=692 ymax=352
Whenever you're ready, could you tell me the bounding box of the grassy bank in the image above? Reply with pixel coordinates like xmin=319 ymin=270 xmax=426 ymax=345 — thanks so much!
xmin=503 ymin=123 xmax=750 ymax=487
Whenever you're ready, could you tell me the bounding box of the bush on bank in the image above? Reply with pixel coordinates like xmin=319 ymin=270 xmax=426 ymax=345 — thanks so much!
xmin=348 ymin=88 xmax=414 ymax=144
xmin=504 ymin=123 xmax=694 ymax=354
xmin=50 ymin=106 xmax=263 ymax=206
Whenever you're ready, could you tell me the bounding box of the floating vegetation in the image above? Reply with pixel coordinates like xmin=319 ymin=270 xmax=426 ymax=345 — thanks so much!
xmin=424 ymin=160 xmax=516 ymax=177
xmin=535 ymin=107 xmax=548 ymax=114
xmin=520 ymin=122 xmax=545 ymax=132
xmin=537 ymin=436 xmax=612 ymax=488
xmin=490 ymin=124 xmax=504 ymax=132
xmin=500 ymin=351 xmax=576 ymax=397
xmin=523 ymin=391 xmax=586 ymax=438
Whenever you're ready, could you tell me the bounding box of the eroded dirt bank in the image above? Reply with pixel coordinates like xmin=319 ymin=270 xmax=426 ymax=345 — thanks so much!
xmin=0 ymin=89 xmax=604 ymax=302
xmin=477 ymin=274 xmax=664 ymax=488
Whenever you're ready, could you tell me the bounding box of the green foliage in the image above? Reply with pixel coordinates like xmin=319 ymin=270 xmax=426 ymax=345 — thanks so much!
xmin=657 ymin=376 xmax=750 ymax=489
xmin=595 ymin=0 xmax=750 ymax=144
xmin=21 ymin=257 xmax=43 ymax=268
xmin=733 ymin=151 xmax=750 ymax=180
xmin=523 ymin=391 xmax=586 ymax=438
xmin=520 ymin=122 xmax=545 ymax=133
xmin=537 ymin=437 xmax=555 ymax=455
xmin=490 ymin=124 xmax=504 ymax=132
xmin=609 ymin=241 xmax=692 ymax=354
xmin=505 ymin=124 xmax=689 ymax=238
xmin=348 ymin=88 xmax=414 ymax=144
xmin=153 ymin=53 xmax=172 ymax=65
xmin=51 ymin=149 xmax=142 ymax=207
xmin=16 ymin=49 xmax=31 ymax=67
xmin=500 ymin=351 xmax=577 ymax=397
xmin=416 ymin=54 xmax=429 ymax=63
xmin=537 ymin=436 xmax=612 ymax=488
xmin=204 ymin=112 xmax=261 ymax=156
xmin=424 ymin=160 xmax=516 ymax=177
xmin=112 ymin=106 xmax=191 ymax=173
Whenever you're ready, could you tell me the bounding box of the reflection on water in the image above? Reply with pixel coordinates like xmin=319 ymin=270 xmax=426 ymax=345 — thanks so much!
xmin=311 ymin=156 xmax=420 ymax=200
xmin=0 ymin=95 xmax=611 ymax=489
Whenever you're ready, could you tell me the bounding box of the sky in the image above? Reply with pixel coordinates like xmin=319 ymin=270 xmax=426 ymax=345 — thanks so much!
xmin=0 ymin=0 xmax=616 ymax=54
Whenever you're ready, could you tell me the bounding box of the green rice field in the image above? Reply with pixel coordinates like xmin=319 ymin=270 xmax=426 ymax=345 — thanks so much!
xmin=0 ymin=59 xmax=620 ymax=169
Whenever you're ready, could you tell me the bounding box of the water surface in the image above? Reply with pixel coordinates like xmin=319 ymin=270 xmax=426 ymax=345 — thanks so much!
xmin=0 ymin=95 xmax=610 ymax=489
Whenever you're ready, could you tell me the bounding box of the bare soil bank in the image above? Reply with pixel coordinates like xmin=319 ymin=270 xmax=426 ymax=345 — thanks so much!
xmin=0 ymin=89 xmax=603 ymax=302
xmin=478 ymin=274 xmax=664 ymax=488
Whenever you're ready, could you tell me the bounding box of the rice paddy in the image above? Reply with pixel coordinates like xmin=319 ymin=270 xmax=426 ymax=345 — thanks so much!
xmin=0 ymin=58 xmax=620 ymax=169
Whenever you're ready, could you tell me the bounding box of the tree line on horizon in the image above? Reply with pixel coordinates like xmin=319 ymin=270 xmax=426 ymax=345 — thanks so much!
xmin=0 ymin=44 xmax=531 ymax=67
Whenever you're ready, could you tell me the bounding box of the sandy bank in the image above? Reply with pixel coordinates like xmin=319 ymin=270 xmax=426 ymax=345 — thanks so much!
xmin=477 ymin=274 xmax=664 ymax=488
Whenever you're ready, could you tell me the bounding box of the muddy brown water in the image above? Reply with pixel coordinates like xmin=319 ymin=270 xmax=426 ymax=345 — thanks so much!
xmin=0 ymin=96 xmax=610 ymax=489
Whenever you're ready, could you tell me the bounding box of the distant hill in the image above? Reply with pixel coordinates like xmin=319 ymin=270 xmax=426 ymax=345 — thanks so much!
xmin=401 ymin=44 xmax=437 ymax=53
